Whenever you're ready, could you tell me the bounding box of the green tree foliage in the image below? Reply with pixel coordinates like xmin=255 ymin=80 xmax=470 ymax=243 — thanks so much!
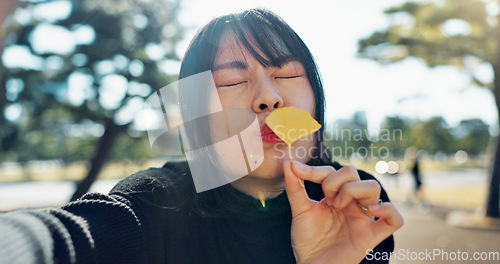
xmin=324 ymin=114 xmax=489 ymax=160
xmin=358 ymin=0 xmax=500 ymax=217
xmin=325 ymin=111 xmax=372 ymax=159
xmin=411 ymin=116 xmax=456 ymax=154
xmin=346 ymin=111 xmax=372 ymax=153
xmin=377 ymin=116 xmax=411 ymax=158
xmin=0 ymin=0 xmax=183 ymax=199
xmin=454 ymin=118 xmax=490 ymax=157
xmin=375 ymin=116 xmax=489 ymax=158
xmin=358 ymin=0 xmax=494 ymax=73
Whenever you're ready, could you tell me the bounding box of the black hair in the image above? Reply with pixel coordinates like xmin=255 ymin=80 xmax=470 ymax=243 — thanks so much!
xmin=175 ymin=8 xmax=331 ymax=216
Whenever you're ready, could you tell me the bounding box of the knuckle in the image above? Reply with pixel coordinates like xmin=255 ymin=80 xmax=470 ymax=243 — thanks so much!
xmin=396 ymin=208 xmax=404 ymax=227
xmin=394 ymin=214 xmax=404 ymax=229
xmin=388 ymin=204 xmax=404 ymax=228
xmin=322 ymin=177 xmax=337 ymax=193
xmin=366 ymin=180 xmax=381 ymax=191
xmin=325 ymin=165 xmax=336 ymax=175
xmin=322 ymin=166 xmax=338 ymax=184
xmin=343 ymin=165 xmax=360 ymax=179
xmin=399 ymin=215 xmax=405 ymax=228
xmin=342 ymin=165 xmax=356 ymax=174
xmin=397 ymin=218 xmax=404 ymax=228
xmin=341 ymin=182 xmax=355 ymax=193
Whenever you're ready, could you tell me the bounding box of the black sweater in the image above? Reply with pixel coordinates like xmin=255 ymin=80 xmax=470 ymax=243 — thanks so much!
xmin=0 ymin=161 xmax=394 ymax=263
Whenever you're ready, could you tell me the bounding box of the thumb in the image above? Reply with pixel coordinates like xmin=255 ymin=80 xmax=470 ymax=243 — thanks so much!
xmin=283 ymin=160 xmax=314 ymax=216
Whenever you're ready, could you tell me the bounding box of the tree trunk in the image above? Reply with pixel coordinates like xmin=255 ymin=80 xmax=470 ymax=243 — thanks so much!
xmin=0 ymin=0 xmax=19 ymax=151
xmin=487 ymin=137 xmax=500 ymax=217
xmin=70 ymin=119 xmax=125 ymax=201
xmin=486 ymin=65 xmax=500 ymax=218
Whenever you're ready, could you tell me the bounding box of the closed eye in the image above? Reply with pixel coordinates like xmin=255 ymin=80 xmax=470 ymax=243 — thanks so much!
xmin=219 ymin=81 xmax=247 ymax=87
xmin=276 ymin=75 xmax=302 ymax=79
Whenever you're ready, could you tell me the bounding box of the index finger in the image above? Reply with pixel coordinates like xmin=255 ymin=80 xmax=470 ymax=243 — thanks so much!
xmin=283 ymin=160 xmax=315 ymax=216
xmin=291 ymin=160 xmax=336 ymax=184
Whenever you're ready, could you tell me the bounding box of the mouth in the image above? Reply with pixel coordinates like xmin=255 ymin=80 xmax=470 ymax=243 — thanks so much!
xmin=260 ymin=123 xmax=284 ymax=144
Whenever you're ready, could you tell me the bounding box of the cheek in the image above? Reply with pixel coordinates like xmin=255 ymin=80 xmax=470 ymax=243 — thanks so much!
xmin=218 ymin=93 xmax=235 ymax=109
xmin=216 ymin=88 xmax=253 ymax=109
xmin=283 ymin=83 xmax=316 ymax=115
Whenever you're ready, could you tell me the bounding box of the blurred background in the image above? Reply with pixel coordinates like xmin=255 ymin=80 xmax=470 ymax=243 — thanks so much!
xmin=0 ymin=0 xmax=499 ymax=262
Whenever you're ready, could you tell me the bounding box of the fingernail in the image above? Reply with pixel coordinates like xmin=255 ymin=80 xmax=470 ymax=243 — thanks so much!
xmin=293 ymin=160 xmax=305 ymax=170
xmin=369 ymin=204 xmax=381 ymax=211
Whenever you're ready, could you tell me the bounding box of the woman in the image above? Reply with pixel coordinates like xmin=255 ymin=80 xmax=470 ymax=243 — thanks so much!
xmin=0 ymin=8 xmax=402 ymax=264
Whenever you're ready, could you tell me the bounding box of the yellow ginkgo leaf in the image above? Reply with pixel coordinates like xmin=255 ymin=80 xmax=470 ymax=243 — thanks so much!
xmin=265 ymin=107 xmax=321 ymax=188
xmin=265 ymin=107 xmax=321 ymax=146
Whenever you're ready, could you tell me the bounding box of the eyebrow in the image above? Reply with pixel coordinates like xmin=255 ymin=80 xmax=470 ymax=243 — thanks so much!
xmin=213 ymin=61 xmax=248 ymax=71
xmin=213 ymin=56 xmax=297 ymax=72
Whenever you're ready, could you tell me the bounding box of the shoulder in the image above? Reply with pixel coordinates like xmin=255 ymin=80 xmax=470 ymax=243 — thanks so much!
xmin=110 ymin=161 xmax=192 ymax=192
xmin=109 ymin=161 xmax=195 ymax=207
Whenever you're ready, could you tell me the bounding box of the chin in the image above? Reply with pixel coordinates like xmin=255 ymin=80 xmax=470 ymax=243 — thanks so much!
xmin=249 ymin=159 xmax=284 ymax=179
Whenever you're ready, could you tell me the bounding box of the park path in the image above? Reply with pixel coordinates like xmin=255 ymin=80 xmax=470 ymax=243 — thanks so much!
xmin=390 ymin=201 xmax=500 ymax=264
xmin=0 ymin=179 xmax=118 ymax=210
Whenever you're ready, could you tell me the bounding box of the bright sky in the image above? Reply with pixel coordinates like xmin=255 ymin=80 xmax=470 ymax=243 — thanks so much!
xmin=177 ymin=0 xmax=498 ymax=131
xmin=3 ymin=0 xmax=498 ymax=133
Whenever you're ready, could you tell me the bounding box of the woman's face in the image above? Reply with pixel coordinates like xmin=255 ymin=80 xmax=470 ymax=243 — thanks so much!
xmin=211 ymin=33 xmax=317 ymax=180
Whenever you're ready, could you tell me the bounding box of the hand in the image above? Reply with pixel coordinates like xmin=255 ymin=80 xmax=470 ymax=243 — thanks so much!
xmin=283 ymin=160 xmax=403 ymax=264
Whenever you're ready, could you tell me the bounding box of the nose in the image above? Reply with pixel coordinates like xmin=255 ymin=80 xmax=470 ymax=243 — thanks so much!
xmin=252 ymin=78 xmax=284 ymax=113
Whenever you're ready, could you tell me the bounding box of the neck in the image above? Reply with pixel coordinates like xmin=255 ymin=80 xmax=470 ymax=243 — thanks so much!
xmin=230 ymin=175 xmax=285 ymax=200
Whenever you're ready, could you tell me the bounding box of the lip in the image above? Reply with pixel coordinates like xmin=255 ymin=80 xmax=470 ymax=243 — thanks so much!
xmin=260 ymin=123 xmax=284 ymax=144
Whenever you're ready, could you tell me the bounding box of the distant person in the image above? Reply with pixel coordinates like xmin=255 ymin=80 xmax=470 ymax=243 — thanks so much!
xmin=411 ymin=155 xmax=423 ymax=200
xmin=0 ymin=8 xmax=403 ymax=263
